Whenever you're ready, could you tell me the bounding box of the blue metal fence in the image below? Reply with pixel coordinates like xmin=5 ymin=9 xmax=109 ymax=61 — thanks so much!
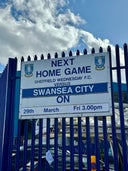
xmin=0 ymin=65 xmax=8 ymax=171
xmin=0 ymin=44 xmax=128 ymax=171
xmin=0 ymin=58 xmax=17 ymax=171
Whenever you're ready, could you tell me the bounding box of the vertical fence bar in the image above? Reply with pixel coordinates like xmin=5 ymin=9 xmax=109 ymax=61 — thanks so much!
xmin=69 ymin=51 xmax=74 ymax=170
xmin=45 ymin=118 xmax=50 ymax=170
xmin=62 ymin=118 xmax=66 ymax=171
xmin=83 ymin=48 xmax=90 ymax=170
xmin=45 ymin=54 xmax=51 ymax=170
xmin=102 ymin=116 xmax=109 ymax=171
xmin=61 ymin=51 xmax=66 ymax=170
xmin=1 ymin=59 xmax=17 ymax=171
xmin=78 ymin=117 xmax=82 ymax=171
xmin=7 ymin=59 xmax=17 ymax=171
xmin=54 ymin=52 xmax=59 ymax=171
xmin=23 ymin=120 xmax=28 ymax=171
xmin=91 ymin=47 xmax=99 ymax=171
xmin=116 ymin=44 xmax=128 ymax=170
xmin=70 ymin=117 xmax=74 ymax=171
xmin=92 ymin=47 xmax=102 ymax=171
xmin=124 ymin=43 xmax=128 ymax=100
xmin=94 ymin=117 xmax=100 ymax=171
xmin=30 ymin=119 xmax=35 ymax=171
xmin=15 ymin=120 xmax=22 ymax=171
xmin=76 ymin=50 xmax=84 ymax=171
xmin=86 ymin=117 xmax=91 ymax=171
xmin=54 ymin=118 xmax=58 ymax=171
xmin=38 ymin=119 xmax=43 ymax=171
xmin=0 ymin=66 xmax=7 ymax=171
xmin=99 ymin=46 xmax=109 ymax=171
xmin=108 ymin=46 xmax=119 ymax=171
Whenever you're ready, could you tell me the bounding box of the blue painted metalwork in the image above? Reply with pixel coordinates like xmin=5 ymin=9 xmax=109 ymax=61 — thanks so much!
xmin=62 ymin=118 xmax=66 ymax=171
xmin=38 ymin=119 xmax=43 ymax=171
xmin=108 ymin=46 xmax=119 ymax=171
xmin=30 ymin=119 xmax=36 ymax=171
xmin=1 ymin=45 xmax=128 ymax=170
xmin=124 ymin=44 xmax=128 ymax=92
xmin=86 ymin=117 xmax=91 ymax=171
xmin=116 ymin=45 xmax=128 ymax=170
xmin=103 ymin=117 xmax=109 ymax=171
xmin=0 ymin=66 xmax=7 ymax=171
xmin=23 ymin=120 xmax=28 ymax=171
xmin=94 ymin=116 xmax=100 ymax=171
xmin=78 ymin=117 xmax=82 ymax=171
xmin=0 ymin=58 xmax=17 ymax=171
xmin=15 ymin=120 xmax=22 ymax=171
xmin=94 ymin=47 xmax=102 ymax=171
xmin=45 ymin=118 xmax=50 ymax=170
xmin=54 ymin=118 xmax=58 ymax=171
xmin=70 ymin=117 xmax=74 ymax=171
xmin=14 ymin=71 xmax=21 ymax=138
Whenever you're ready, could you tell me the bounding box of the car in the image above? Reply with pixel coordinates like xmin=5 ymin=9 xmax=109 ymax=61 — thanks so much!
xmin=57 ymin=136 xmax=125 ymax=170
xmin=19 ymin=148 xmax=87 ymax=171
xmin=12 ymin=136 xmax=126 ymax=171
xmin=11 ymin=137 xmax=55 ymax=171
xmin=14 ymin=146 xmax=87 ymax=170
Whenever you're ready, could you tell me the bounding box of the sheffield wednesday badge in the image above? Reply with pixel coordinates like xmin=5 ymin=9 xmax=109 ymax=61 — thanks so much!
xmin=95 ymin=56 xmax=105 ymax=70
xmin=24 ymin=64 xmax=33 ymax=77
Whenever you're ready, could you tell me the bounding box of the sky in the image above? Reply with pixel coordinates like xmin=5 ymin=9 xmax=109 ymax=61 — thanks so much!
xmin=0 ymin=0 xmax=128 ymax=72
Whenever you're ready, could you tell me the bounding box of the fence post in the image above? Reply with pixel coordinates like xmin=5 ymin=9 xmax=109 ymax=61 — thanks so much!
xmin=1 ymin=58 xmax=17 ymax=171
xmin=0 ymin=66 xmax=8 ymax=171
xmin=116 ymin=44 xmax=128 ymax=170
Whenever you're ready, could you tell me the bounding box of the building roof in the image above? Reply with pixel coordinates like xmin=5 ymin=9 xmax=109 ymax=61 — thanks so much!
xmin=113 ymin=82 xmax=127 ymax=92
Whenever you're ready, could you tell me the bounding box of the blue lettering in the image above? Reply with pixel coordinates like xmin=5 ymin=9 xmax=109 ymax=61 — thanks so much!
xmin=36 ymin=71 xmax=42 ymax=77
xmin=43 ymin=107 xmax=59 ymax=113
xmin=56 ymin=95 xmax=70 ymax=103
xmin=51 ymin=58 xmax=75 ymax=67
xmin=36 ymin=69 xmax=61 ymax=78
xmin=86 ymin=66 xmax=91 ymax=73
xmin=64 ymin=66 xmax=91 ymax=75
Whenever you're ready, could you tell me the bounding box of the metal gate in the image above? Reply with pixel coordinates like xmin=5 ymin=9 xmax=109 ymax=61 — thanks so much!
xmin=0 ymin=58 xmax=17 ymax=171
xmin=0 ymin=44 xmax=128 ymax=171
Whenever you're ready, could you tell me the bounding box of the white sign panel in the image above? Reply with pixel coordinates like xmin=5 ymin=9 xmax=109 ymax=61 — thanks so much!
xmin=19 ymin=52 xmax=112 ymax=119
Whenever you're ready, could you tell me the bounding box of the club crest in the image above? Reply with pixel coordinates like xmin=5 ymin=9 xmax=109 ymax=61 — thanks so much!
xmin=95 ymin=56 xmax=105 ymax=70
xmin=24 ymin=64 xmax=33 ymax=77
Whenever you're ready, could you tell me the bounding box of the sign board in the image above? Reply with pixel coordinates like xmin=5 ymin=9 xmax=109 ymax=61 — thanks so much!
xmin=19 ymin=52 xmax=112 ymax=119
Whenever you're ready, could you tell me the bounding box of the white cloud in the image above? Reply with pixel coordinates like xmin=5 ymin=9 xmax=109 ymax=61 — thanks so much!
xmin=0 ymin=0 xmax=86 ymax=67
xmin=0 ymin=0 xmax=125 ymax=79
